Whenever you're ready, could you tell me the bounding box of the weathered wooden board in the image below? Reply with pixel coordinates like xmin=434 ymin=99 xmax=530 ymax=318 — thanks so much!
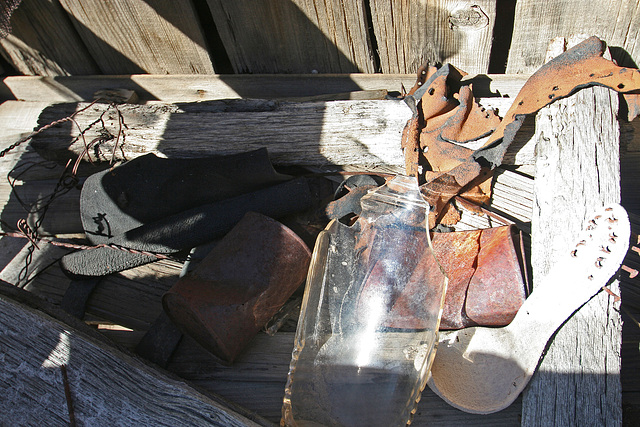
xmin=0 ymin=0 xmax=99 ymax=76
xmin=0 ymin=283 xmax=267 ymax=426
xmin=506 ymin=0 xmax=640 ymax=74
xmin=1 ymin=71 xmax=639 ymax=425
xmin=204 ymin=0 xmax=376 ymax=73
xmin=523 ymin=85 xmax=622 ymax=425
xmin=1 ymin=73 xmax=530 ymax=103
xmin=27 ymin=96 xmax=538 ymax=173
xmin=369 ymin=0 xmax=497 ymax=74
xmin=30 ymin=98 xmax=410 ymax=170
xmin=57 ymin=0 xmax=215 ymax=74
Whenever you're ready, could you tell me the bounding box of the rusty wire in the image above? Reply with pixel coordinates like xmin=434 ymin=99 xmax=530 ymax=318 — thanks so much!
xmin=0 ymin=229 xmax=173 ymax=260
xmin=1 ymin=100 xmax=138 ymax=286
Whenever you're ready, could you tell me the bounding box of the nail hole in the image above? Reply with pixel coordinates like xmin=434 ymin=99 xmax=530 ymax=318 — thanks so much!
xmin=428 ymin=88 xmax=435 ymax=95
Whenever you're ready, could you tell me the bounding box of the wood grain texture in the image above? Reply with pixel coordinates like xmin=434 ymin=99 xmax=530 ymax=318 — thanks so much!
xmin=369 ymin=0 xmax=497 ymax=74
xmin=523 ymin=85 xmax=622 ymax=426
xmin=0 ymin=288 xmax=265 ymax=426
xmin=1 ymin=73 xmax=530 ymax=103
xmin=27 ymin=95 xmax=533 ymax=171
xmin=169 ymin=333 xmax=524 ymax=425
xmin=205 ymin=0 xmax=375 ymax=73
xmin=0 ymin=0 xmax=99 ymax=75
xmin=57 ymin=0 xmax=215 ymax=74
xmin=506 ymin=0 xmax=640 ymax=74
xmin=31 ymin=99 xmax=412 ymax=170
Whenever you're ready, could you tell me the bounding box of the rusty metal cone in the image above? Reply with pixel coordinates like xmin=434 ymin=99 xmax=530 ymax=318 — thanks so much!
xmin=162 ymin=212 xmax=311 ymax=364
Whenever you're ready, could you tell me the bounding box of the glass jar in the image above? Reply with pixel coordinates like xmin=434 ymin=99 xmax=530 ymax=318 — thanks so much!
xmin=282 ymin=175 xmax=448 ymax=426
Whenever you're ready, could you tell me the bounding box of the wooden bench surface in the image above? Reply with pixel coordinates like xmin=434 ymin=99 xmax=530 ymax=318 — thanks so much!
xmin=0 ymin=74 xmax=638 ymax=426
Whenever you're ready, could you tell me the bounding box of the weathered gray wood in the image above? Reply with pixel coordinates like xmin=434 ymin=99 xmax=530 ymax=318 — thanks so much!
xmin=0 ymin=285 xmax=265 ymax=426
xmin=0 ymin=178 xmax=82 ymax=234
xmin=1 ymin=73 xmax=530 ymax=103
xmin=0 ymin=100 xmax=55 ymax=177
xmin=0 ymin=0 xmax=99 ymax=75
xmin=57 ymin=0 xmax=215 ymax=74
xmin=370 ymin=0 xmax=497 ymax=74
xmin=205 ymin=0 xmax=375 ymax=74
xmin=506 ymin=0 xmax=640 ymax=74
xmin=29 ymin=95 xmax=536 ymax=171
xmin=31 ymin=99 xmax=412 ymax=170
xmin=523 ymin=84 xmax=622 ymax=425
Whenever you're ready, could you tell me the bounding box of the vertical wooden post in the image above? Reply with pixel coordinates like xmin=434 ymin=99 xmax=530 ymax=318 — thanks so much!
xmin=57 ymin=0 xmax=216 ymax=74
xmin=369 ymin=0 xmax=497 ymax=74
xmin=0 ymin=0 xmax=99 ymax=75
xmin=507 ymin=0 xmax=640 ymax=74
xmin=205 ymin=0 xmax=376 ymax=74
xmin=524 ymin=84 xmax=623 ymax=426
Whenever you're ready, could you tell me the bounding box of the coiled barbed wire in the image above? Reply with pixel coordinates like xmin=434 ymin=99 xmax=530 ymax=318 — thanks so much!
xmin=1 ymin=100 xmax=145 ymax=287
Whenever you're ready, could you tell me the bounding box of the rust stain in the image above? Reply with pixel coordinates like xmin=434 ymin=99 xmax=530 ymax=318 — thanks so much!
xmin=403 ymin=36 xmax=640 ymax=227
xmin=432 ymin=225 xmax=527 ymax=329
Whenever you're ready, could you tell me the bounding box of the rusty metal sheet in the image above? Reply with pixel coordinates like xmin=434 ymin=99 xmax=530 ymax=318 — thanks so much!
xmin=432 ymin=229 xmax=480 ymax=329
xmin=474 ymin=36 xmax=640 ymax=168
xmin=432 ymin=225 xmax=527 ymax=330
xmin=404 ymin=36 xmax=640 ymax=228
xmin=465 ymin=225 xmax=527 ymax=326
xmin=162 ymin=212 xmax=311 ymax=364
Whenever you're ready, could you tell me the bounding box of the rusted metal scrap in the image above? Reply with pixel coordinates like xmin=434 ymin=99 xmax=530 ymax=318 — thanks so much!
xmin=324 ymin=177 xmax=527 ymax=329
xmin=404 ymin=36 xmax=640 ymax=227
xmin=162 ymin=212 xmax=311 ymax=364
xmin=432 ymin=225 xmax=528 ymax=329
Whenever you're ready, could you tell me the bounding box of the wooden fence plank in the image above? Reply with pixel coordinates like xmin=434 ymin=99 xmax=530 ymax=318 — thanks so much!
xmin=1 ymin=73 xmax=529 ymax=103
xmin=205 ymin=0 xmax=375 ymax=73
xmin=506 ymin=0 xmax=640 ymax=74
xmin=0 ymin=0 xmax=99 ymax=76
xmin=0 ymin=283 xmax=267 ymax=426
xmin=57 ymin=0 xmax=215 ymax=74
xmin=523 ymin=85 xmax=622 ymax=426
xmin=27 ymin=96 xmax=534 ymax=172
xmin=369 ymin=0 xmax=497 ymax=74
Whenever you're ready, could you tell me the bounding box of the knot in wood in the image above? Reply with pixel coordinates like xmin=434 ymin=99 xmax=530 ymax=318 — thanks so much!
xmin=448 ymin=5 xmax=488 ymax=30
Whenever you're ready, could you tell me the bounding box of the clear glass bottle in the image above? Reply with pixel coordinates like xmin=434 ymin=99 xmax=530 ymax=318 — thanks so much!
xmin=282 ymin=175 xmax=448 ymax=426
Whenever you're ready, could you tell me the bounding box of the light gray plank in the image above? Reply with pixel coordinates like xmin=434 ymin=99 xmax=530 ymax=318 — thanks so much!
xmin=1 ymin=73 xmax=531 ymax=103
xmin=0 ymin=286 xmax=265 ymax=426
xmin=370 ymin=0 xmax=497 ymax=74
xmin=523 ymin=85 xmax=622 ymax=425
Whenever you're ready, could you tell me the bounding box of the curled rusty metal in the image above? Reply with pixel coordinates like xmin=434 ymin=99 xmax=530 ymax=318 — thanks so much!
xmin=432 ymin=225 xmax=527 ymax=329
xmin=162 ymin=212 xmax=311 ymax=364
xmin=404 ymin=36 xmax=640 ymax=227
